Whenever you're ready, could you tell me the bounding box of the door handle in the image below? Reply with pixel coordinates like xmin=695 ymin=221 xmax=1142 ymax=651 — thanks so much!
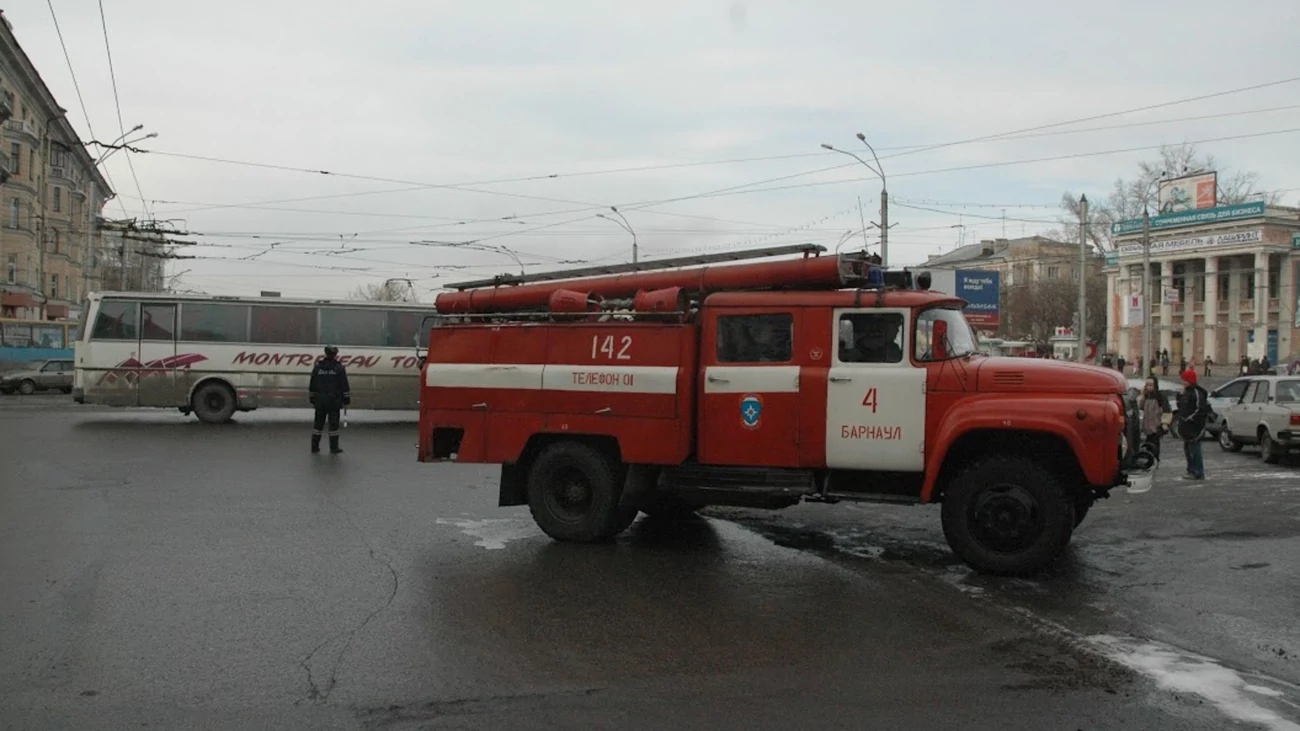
xmin=829 ymin=376 xmax=851 ymax=383
xmin=707 ymin=374 xmax=730 ymax=383
xmin=471 ymin=402 xmax=488 ymax=409
xmin=595 ymin=407 xmax=612 ymax=414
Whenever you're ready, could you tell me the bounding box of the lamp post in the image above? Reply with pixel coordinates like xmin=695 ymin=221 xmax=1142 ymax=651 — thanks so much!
xmin=1077 ymin=194 xmax=1088 ymax=363
xmin=1139 ymin=173 xmax=1167 ymax=377
xmin=596 ymin=206 xmax=637 ymax=264
xmin=821 ymin=133 xmax=889 ymax=266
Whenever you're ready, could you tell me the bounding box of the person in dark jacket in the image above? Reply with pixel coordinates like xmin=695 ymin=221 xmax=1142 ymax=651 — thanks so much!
xmin=1174 ymin=368 xmax=1210 ymax=481
xmin=308 ymin=345 xmax=350 ymax=454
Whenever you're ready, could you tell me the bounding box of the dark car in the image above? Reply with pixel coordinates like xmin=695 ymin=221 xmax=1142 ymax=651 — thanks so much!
xmin=0 ymin=359 xmax=75 ymax=395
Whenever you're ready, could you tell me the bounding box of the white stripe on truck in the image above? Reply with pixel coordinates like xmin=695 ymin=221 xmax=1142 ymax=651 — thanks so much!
xmin=426 ymin=363 xmax=679 ymax=395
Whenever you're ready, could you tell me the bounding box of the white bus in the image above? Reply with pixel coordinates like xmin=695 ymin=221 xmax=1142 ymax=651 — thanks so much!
xmin=74 ymin=292 xmax=439 ymax=423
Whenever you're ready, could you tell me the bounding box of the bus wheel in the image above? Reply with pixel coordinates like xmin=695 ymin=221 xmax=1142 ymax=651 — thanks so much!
xmin=192 ymin=382 xmax=236 ymax=424
xmin=526 ymin=441 xmax=624 ymax=542
xmin=941 ymin=456 xmax=1074 ymax=576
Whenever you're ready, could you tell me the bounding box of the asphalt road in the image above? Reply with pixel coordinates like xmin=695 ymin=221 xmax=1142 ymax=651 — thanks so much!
xmin=1 ymin=396 xmax=1297 ymax=730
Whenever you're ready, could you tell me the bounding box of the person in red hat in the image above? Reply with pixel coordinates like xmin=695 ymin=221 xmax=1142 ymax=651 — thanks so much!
xmin=1174 ymin=368 xmax=1211 ymax=480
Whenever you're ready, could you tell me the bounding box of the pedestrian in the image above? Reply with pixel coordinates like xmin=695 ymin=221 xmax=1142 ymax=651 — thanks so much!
xmin=1174 ymin=368 xmax=1210 ymax=481
xmin=308 ymin=345 xmax=351 ymax=454
xmin=1139 ymin=376 xmax=1170 ymax=462
xmin=1204 ymin=355 xmax=1212 ymax=377
xmin=1117 ymin=355 xmax=1127 ymax=374
xmin=1161 ymin=350 xmax=1170 ymax=376
xmin=1179 ymin=356 xmax=1187 ymax=374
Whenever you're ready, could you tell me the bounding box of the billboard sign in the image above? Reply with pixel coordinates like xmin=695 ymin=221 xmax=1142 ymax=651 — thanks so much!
xmin=1158 ymin=172 xmax=1217 ymax=214
xmin=954 ymin=269 xmax=1000 ymax=328
xmin=1116 ymin=229 xmax=1262 ymax=259
xmin=1125 ymin=294 xmax=1144 ymax=326
xmin=1111 ymin=201 xmax=1265 ymax=235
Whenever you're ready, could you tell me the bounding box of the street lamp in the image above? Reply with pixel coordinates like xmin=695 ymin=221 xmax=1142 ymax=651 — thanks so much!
xmin=596 ymin=206 xmax=637 ymax=263
xmin=94 ymin=125 xmax=156 ymax=166
xmin=821 ymin=133 xmax=889 ymax=266
xmin=1139 ymin=173 xmax=1169 ymax=376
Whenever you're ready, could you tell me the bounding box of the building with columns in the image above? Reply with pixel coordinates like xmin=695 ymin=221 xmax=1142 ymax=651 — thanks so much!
xmin=1105 ymin=201 xmax=1300 ymax=368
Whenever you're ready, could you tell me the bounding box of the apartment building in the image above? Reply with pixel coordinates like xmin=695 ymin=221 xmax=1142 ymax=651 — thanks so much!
xmin=0 ymin=11 xmax=112 ymax=321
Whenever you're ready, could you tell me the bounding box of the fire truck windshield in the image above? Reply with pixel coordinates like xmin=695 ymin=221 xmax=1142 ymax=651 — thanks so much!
xmin=916 ymin=307 xmax=977 ymax=361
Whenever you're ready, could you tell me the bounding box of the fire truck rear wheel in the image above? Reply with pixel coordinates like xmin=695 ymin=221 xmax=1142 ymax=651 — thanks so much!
xmin=526 ymin=442 xmax=627 ymax=542
xmin=941 ymin=456 xmax=1074 ymax=577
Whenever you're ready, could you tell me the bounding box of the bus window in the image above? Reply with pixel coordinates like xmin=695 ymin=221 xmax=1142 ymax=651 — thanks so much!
xmin=31 ymin=324 xmax=65 ymax=348
xmin=141 ymin=304 xmax=176 ymax=341
xmin=2 ymin=322 xmax=31 ymax=347
xmin=320 ymin=308 xmax=385 ymax=347
xmin=387 ymin=311 xmax=436 ymax=348
xmin=91 ymin=300 xmax=138 ymax=340
xmin=181 ymin=303 xmax=249 ymax=342
xmin=251 ymin=306 xmax=317 ymax=345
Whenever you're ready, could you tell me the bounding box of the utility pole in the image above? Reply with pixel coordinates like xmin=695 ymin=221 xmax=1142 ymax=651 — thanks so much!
xmin=1077 ymin=194 xmax=1088 ymax=363
xmin=879 ymin=186 xmax=889 ymax=267
xmin=857 ymin=196 xmax=869 ymax=252
xmin=1141 ymin=208 xmax=1152 ymax=377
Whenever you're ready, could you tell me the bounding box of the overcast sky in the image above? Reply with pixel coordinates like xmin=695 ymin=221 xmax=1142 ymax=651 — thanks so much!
xmin=8 ymin=0 xmax=1299 ymax=299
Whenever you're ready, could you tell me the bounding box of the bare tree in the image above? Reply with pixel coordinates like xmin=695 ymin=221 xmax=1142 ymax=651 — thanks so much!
xmin=351 ymin=279 xmax=417 ymax=302
xmin=1000 ymin=274 xmax=1106 ymax=351
xmin=1050 ymin=143 xmax=1282 ymax=252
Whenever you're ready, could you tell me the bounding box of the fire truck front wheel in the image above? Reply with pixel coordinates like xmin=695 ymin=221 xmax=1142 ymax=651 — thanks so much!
xmin=941 ymin=456 xmax=1074 ymax=577
xmin=526 ymin=441 xmax=630 ymax=542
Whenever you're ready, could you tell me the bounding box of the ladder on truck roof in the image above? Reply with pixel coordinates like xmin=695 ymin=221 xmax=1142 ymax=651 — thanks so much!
xmin=446 ymin=243 xmax=829 ymax=291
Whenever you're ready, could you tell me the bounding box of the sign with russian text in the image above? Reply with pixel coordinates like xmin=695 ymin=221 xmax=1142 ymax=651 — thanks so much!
xmin=1111 ymin=201 xmax=1265 ymax=235
xmin=1125 ymin=294 xmax=1144 ymax=326
xmin=1116 ymin=229 xmax=1262 ymax=259
xmin=955 ymin=269 xmax=999 ymax=328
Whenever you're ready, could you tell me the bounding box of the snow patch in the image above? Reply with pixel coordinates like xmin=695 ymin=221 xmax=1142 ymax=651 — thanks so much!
xmin=436 ymin=518 xmax=538 ymax=550
xmin=1090 ymin=635 xmax=1299 ymax=731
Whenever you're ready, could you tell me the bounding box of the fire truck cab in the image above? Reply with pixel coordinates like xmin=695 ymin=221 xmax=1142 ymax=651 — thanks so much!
xmin=419 ymin=245 xmax=1154 ymax=576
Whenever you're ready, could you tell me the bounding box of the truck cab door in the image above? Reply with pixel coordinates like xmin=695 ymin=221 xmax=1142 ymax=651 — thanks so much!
xmin=698 ymin=308 xmax=801 ymax=467
xmin=824 ymin=308 xmax=926 ymax=471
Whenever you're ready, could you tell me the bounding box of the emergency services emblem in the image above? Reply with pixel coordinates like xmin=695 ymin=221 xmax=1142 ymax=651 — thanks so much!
xmin=740 ymin=394 xmax=763 ymax=429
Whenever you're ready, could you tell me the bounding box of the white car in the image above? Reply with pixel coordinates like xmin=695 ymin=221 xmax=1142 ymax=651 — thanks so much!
xmin=1206 ymin=377 xmax=1253 ymax=436
xmin=1216 ymin=376 xmax=1300 ymax=463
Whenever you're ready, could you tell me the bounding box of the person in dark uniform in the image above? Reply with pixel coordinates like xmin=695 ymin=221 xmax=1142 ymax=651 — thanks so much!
xmin=308 ymin=345 xmax=350 ymax=454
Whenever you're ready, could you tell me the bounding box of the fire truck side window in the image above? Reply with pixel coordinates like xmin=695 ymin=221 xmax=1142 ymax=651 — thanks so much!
xmin=838 ymin=313 xmax=903 ymax=364
xmin=717 ymin=313 xmax=793 ymax=363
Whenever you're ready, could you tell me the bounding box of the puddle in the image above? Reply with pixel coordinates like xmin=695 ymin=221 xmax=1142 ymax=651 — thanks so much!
xmin=435 ymin=518 xmax=539 ymax=550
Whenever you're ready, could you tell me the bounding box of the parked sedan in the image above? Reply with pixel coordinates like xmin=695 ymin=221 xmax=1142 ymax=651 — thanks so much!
xmin=0 ymin=359 xmax=75 ymax=395
xmin=1206 ymin=376 xmax=1253 ymax=436
xmin=1217 ymin=376 xmax=1300 ymax=463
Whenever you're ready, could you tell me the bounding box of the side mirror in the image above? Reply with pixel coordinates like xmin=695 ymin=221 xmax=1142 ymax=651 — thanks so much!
xmin=932 ymin=320 xmax=948 ymax=359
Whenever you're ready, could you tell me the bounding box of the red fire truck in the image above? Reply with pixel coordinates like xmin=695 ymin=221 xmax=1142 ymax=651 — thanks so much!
xmin=418 ymin=245 xmax=1154 ymax=575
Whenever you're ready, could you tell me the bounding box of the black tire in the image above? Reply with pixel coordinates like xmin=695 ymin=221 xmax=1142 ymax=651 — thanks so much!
xmin=17 ymin=379 xmax=36 ymax=395
xmin=191 ymin=382 xmax=236 ymax=424
xmin=1260 ymin=430 xmax=1281 ymax=464
xmin=526 ymin=442 xmax=626 ymax=542
xmin=941 ymin=456 xmax=1074 ymax=576
xmin=1218 ymin=427 xmax=1242 ymax=452
xmin=61 ymin=386 xmax=72 ymax=394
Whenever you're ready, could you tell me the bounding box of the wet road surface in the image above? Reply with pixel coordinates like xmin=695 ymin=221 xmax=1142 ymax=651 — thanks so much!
xmin=1 ymin=397 xmax=1296 ymax=729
